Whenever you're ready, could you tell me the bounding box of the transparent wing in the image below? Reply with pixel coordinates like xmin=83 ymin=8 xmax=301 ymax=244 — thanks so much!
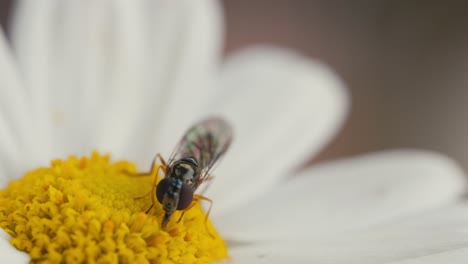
xmin=167 ymin=117 xmax=233 ymax=187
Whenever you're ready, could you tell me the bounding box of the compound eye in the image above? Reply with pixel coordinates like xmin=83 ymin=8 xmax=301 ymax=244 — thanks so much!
xmin=156 ymin=178 xmax=172 ymax=203
xmin=177 ymin=184 xmax=194 ymax=210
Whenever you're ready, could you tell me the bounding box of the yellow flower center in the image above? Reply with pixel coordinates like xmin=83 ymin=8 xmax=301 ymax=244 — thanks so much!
xmin=0 ymin=152 xmax=228 ymax=263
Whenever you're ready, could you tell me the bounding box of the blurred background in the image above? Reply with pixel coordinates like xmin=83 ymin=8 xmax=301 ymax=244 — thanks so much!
xmin=1 ymin=1 xmax=468 ymax=169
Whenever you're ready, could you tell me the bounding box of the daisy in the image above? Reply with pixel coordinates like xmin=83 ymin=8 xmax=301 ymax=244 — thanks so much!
xmin=1 ymin=1 xmax=468 ymax=263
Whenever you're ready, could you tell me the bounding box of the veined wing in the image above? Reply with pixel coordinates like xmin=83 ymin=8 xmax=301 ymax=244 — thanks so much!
xmin=167 ymin=117 xmax=233 ymax=185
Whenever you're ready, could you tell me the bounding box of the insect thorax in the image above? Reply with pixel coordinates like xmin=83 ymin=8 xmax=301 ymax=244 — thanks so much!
xmin=169 ymin=157 xmax=200 ymax=185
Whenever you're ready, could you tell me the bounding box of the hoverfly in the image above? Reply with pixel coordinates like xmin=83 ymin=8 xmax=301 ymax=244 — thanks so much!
xmin=142 ymin=117 xmax=232 ymax=228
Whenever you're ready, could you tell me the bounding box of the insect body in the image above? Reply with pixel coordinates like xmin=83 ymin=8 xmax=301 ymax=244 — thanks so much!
xmin=148 ymin=117 xmax=232 ymax=228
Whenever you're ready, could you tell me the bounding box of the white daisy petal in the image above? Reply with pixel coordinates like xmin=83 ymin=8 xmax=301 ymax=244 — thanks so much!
xmin=10 ymin=0 xmax=222 ymax=167
xmin=229 ymin=242 xmax=311 ymax=264
xmin=205 ymin=47 xmax=349 ymax=215
xmin=11 ymin=0 xmax=118 ymax=160
xmin=310 ymin=201 xmax=468 ymax=263
xmin=92 ymin=0 xmax=222 ymax=166
xmin=230 ymin=202 xmax=468 ymax=263
xmin=0 ymin=230 xmax=29 ymax=263
xmin=215 ymin=150 xmax=466 ymax=241
xmin=0 ymin=28 xmax=36 ymax=180
xmin=10 ymin=0 xmax=55 ymax=162
xmin=391 ymin=248 xmax=468 ymax=264
xmin=153 ymin=0 xmax=223 ymax=161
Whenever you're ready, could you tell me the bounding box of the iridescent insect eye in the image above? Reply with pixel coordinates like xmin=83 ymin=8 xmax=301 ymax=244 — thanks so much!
xmin=156 ymin=178 xmax=193 ymax=210
xmin=156 ymin=178 xmax=172 ymax=204
xmin=177 ymin=184 xmax=193 ymax=210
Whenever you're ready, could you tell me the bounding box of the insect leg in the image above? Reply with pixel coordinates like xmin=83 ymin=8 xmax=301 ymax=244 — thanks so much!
xmin=139 ymin=166 xmax=161 ymax=213
xmin=145 ymin=157 xmax=168 ymax=213
xmin=176 ymin=201 xmax=199 ymax=223
xmin=156 ymin=153 xmax=168 ymax=168
xmin=133 ymin=154 xmax=168 ymax=214
xmin=174 ymin=195 xmax=215 ymax=237
xmin=133 ymin=190 xmax=153 ymax=200
xmin=147 ymin=166 xmax=162 ymax=213
xmin=124 ymin=153 xmax=167 ymax=176
xmin=123 ymin=159 xmax=154 ymax=177
xmin=194 ymin=194 xmax=213 ymax=221
xmin=133 ymin=164 xmax=164 ymax=201
xmin=145 ymin=203 xmax=154 ymax=214
xmin=194 ymin=194 xmax=215 ymax=238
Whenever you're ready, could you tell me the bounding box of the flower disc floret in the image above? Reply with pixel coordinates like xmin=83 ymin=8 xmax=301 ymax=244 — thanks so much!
xmin=0 ymin=152 xmax=227 ymax=263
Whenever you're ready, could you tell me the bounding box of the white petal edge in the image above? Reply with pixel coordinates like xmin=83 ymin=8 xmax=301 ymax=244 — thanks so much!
xmin=0 ymin=27 xmax=37 ymax=181
xmin=10 ymin=0 xmax=222 ymax=168
xmin=204 ymin=46 xmax=349 ymax=215
xmin=228 ymin=202 xmax=468 ymax=264
xmin=214 ymin=150 xmax=466 ymax=241
xmin=0 ymin=230 xmax=29 ymax=263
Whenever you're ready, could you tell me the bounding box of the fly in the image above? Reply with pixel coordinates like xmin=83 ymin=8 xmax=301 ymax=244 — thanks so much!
xmin=141 ymin=117 xmax=232 ymax=228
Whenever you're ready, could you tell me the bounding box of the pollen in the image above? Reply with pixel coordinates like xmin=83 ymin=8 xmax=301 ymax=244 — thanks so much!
xmin=0 ymin=152 xmax=228 ymax=263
